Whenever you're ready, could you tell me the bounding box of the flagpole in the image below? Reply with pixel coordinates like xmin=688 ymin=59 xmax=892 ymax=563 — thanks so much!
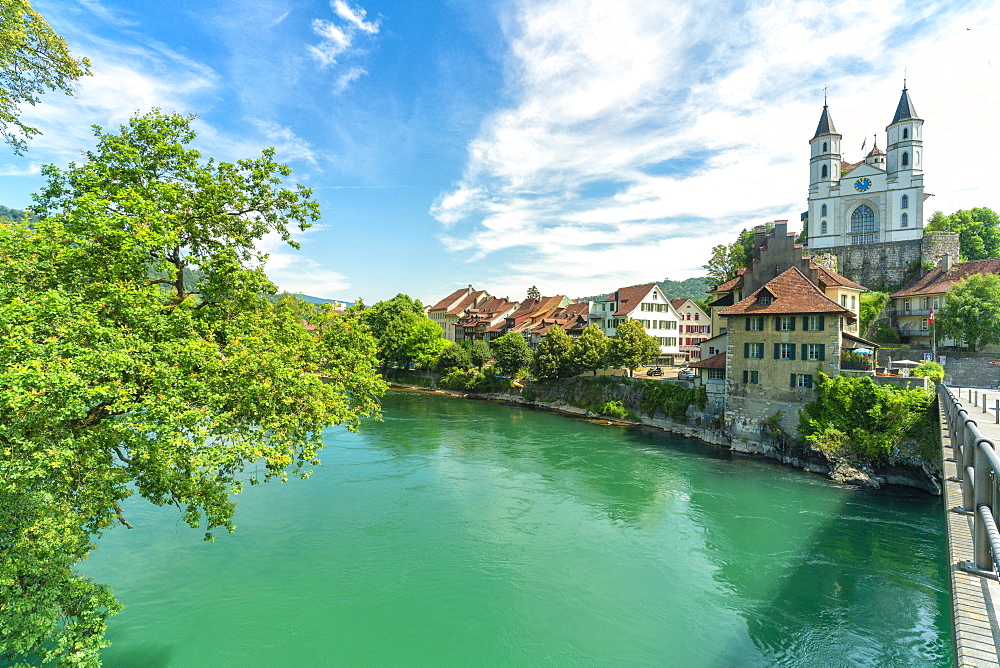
xmin=931 ymin=308 xmax=936 ymax=362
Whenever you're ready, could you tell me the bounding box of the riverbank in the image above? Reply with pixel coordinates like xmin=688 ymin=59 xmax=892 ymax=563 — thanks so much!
xmin=386 ymin=374 xmax=941 ymax=494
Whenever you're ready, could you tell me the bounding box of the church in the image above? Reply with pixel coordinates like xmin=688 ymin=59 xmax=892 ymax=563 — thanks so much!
xmin=802 ymin=85 xmax=956 ymax=288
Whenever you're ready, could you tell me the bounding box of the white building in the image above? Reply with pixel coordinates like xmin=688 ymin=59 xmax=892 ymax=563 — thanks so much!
xmin=588 ymin=283 xmax=681 ymax=364
xmin=807 ymin=83 xmax=927 ymax=249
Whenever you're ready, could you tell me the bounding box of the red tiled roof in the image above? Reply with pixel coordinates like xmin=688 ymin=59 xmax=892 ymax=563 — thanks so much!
xmin=670 ymin=298 xmax=688 ymax=309
xmin=711 ymin=269 xmax=745 ymax=294
xmin=445 ymin=290 xmax=488 ymax=315
xmin=689 ymin=352 xmax=725 ymax=369
xmin=719 ymin=266 xmax=852 ymax=317
xmin=811 ymin=262 xmax=866 ymax=291
xmin=611 ymin=284 xmax=656 ymax=316
xmin=892 ymin=259 xmax=1000 ymax=297
xmin=428 ymin=287 xmax=471 ymax=312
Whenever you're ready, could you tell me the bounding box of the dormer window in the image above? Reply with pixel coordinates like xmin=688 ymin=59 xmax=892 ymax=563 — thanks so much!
xmin=759 ymin=294 xmax=772 ymax=305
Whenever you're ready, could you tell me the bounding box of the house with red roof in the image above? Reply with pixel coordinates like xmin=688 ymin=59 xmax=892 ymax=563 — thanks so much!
xmin=891 ymin=254 xmax=1000 ymax=347
xmin=588 ymin=283 xmax=680 ymax=365
xmin=455 ymin=296 xmax=520 ymax=342
xmin=670 ymin=298 xmax=711 ymax=362
xmin=427 ymin=285 xmax=491 ymax=342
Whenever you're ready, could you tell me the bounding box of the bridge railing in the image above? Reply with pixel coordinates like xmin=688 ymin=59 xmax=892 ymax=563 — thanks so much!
xmin=940 ymin=383 xmax=1000 ymax=578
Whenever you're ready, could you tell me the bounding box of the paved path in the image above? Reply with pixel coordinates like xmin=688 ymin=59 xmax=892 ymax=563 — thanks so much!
xmin=943 ymin=385 xmax=1000 ymax=666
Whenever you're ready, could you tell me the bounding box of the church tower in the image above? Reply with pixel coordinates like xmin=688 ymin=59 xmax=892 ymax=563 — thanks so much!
xmin=808 ymin=99 xmax=842 ymax=189
xmin=886 ymin=83 xmax=923 ymax=176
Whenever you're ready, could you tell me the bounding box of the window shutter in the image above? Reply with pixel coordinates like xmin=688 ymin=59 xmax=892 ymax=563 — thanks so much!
xmin=774 ymin=343 xmax=780 ymax=359
xmin=803 ymin=316 xmax=809 ymax=330
xmin=775 ymin=317 xmax=781 ymax=331
xmin=743 ymin=370 xmax=748 ymax=383
xmin=819 ymin=316 xmax=825 ymax=330
xmin=790 ymin=373 xmax=796 ymax=387
xmin=745 ymin=317 xmax=751 ymax=330
xmin=819 ymin=345 xmax=825 ymax=361
xmin=801 ymin=344 xmax=808 ymax=360
xmin=789 ymin=345 xmax=796 ymax=360
xmin=806 ymin=375 xmax=813 ymax=389
xmin=752 ymin=371 xmax=758 ymax=384
xmin=789 ymin=318 xmax=795 ymax=331
xmin=744 ymin=342 xmax=749 ymax=358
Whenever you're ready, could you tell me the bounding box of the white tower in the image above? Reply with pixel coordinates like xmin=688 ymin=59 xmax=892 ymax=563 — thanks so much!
xmin=808 ymin=98 xmax=842 ymax=188
xmin=886 ymin=83 xmax=923 ymax=176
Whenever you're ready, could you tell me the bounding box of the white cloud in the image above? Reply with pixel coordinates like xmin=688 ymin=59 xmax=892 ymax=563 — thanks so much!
xmin=434 ymin=0 xmax=1000 ymax=294
xmin=257 ymin=228 xmax=352 ymax=298
xmin=251 ymin=120 xmax=318 ymax=166
xmin=308 ymin=0 xmax=380 ymax=91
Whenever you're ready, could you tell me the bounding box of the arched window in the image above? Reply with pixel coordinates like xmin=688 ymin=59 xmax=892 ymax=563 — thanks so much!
xmin=901 ymin=195 xmax=909 ymax=209
xmin=821 ymin=164 xmax=828 ymax=178
xmin=851 ymin=205 xmax=875 ymax=232
xmin=903 ymin=128 xmax=908 ymax=139
xmin=821 ymin=204 xmax=827 ymax=216
xmin=902 ymin=152 xmax=909 ymax=167
xmin=901 ymin=213 xmax=909 ymax=228
xmin=821 ymin=220 xmax=827 ymax=234
xmin=822 ymin=141 xmax=828 ymax=152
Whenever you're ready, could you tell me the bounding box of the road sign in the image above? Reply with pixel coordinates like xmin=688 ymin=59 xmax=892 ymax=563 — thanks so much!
xmin=923 ymin=353 xmax=933 ymax=361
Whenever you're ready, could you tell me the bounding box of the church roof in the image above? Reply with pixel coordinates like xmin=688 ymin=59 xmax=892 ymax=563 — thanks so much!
xmin=866 ymin=144 xmax=885 ymax=157
xmin=813 ymin=103 xmax=838 ymax=139
xmin=890 ymin=86 xmax=921 ymax=125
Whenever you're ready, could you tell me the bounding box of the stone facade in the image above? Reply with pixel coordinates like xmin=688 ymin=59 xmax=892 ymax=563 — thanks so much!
xmin=816 ymin=232 xmax=959 ymax=290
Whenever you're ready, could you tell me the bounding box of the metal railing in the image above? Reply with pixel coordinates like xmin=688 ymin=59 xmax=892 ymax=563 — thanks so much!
xmin=939 ymin=384 xmax=1000 ymax=578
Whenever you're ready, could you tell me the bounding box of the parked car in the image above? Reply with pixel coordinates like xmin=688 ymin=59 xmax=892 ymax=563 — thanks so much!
xmin=677 ymin=369 xmax=697 ymax=381
xmin=646 ymin=367 xmax=664 ymax=376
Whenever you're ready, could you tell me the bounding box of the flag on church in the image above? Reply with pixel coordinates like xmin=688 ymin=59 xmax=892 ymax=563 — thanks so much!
xmin=929 ymin=308 xmax=935 ymax=324
xmin=861 ymin=137 xmax=866 ymax=152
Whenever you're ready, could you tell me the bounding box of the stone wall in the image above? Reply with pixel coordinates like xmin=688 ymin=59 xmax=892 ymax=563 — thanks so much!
xmin=940 ymin=354 xmax=1000 ymax=389
xmin=820 ymin=232 xmax=959 ymax=290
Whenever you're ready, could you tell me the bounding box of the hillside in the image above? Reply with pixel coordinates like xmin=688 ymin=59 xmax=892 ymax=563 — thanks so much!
xmin=577 ymin=276 xmax=710 ymax=303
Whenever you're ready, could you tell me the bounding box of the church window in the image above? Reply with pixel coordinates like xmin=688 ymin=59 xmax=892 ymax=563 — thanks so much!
xmin=821 ymin=164 xmax=828 ymax=178
xmin=822 ymin=142 xmax=828 ymax=152
xmin=850 ymin=205 xmax=875 ymax=232
xmin=901 ymin=213 xmax=908 ymax=227
xmin=903 ymin=128 xmax=909 ymax=139
xmin=821 ymin=204 xmax=827 ymax=216
xmin=821 ymin=221 xmax=827 ymax=234
xmin=901 ymin=195 xmax=908 ymax=209
xmin=902 ymin=152 xmax=909 ymax=167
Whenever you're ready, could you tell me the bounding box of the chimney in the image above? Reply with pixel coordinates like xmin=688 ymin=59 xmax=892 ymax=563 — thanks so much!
xmin=753 ymin=225 xmax=767 ymax=250
xmin=940 ymin=253 xmax=953 ymax=273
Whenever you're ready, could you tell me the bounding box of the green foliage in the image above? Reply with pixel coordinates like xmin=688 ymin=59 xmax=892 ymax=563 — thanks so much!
xmin=925 ymin=207 xmax=1000 ymax=261
xmin=703 ymin=224 xmax=773 ymax=286
xmin=401 ymin=317 xmax=448 ymax=369
xmin=0 ymin=0 xmax=92 ymax=154
xmin=593 ymin=400 xmax=636 ymax=421
xmin=0 ymin=203 xmax=37 ymax=224
xmin=936 ymin=273 xmax=1000 ymax=351
xmin=468 ymin=339 xmax=492 ymax=369
xmin=799 ymin=373 xmax=935 ymax=462
xmin=435 ymin=342 xmax=470 ymax=372
xmin=635 ymin=378 xmax=707 ymax=420
xmin=859 ymin=291 xmax=888 ymax=337
xmin=571 ymin=324 xmax=610 ymax=375
xmin=360 ymin=294 xmax=446 ymax=368
xmin=609 ymin=319 xmax=660 ymax=376
xmin=577 ymin=277 xmax=710 ymax=303
xmin=873 ymin=321 xmax=900 ymax=344
xmin=532 ymin=326 xmax=574 ymax=379
xmin=526 ymin=285 xmax=541 ymax=300
xmin=912 ymin=361 xmax=944 ymax=382
xmin=1 ymin=110 xmax=386 ymax=664
xmin=492 ymin=331 xmax=532 ymax=378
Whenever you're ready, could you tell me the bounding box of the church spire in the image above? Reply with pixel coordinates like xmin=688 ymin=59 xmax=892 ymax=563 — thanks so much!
xmin=813 ymin=99 xmax=837 ymax=139
xmin=891 ymin=82 xmax=921 ymax=125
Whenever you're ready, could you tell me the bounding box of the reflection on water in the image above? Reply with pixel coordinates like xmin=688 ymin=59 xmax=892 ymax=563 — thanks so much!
xmin=83 ymin=390 xmax=950 ymax=666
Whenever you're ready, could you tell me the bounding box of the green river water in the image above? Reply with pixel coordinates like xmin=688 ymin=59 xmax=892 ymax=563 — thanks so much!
xmin=83 ymin=390 xmax=951 ymax=666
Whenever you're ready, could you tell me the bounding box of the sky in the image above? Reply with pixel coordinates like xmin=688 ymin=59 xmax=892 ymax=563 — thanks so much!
xmin=3 ymin=0 xmax=999 ymax=305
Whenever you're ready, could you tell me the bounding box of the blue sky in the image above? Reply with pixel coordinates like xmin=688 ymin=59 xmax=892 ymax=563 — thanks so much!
xmin=2 ymin=0 xmax=998 ymax=304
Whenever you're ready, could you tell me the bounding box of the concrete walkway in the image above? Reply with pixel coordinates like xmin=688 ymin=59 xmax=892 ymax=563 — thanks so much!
xmin=943 ymin=385 xmax=1000 ymax=666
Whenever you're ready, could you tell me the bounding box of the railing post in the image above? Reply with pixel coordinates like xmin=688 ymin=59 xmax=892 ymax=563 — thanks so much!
xmin=995 ymin=399 xmax=998 ymax=424
xmin=975 ymin=438 xmax=997 ymax=570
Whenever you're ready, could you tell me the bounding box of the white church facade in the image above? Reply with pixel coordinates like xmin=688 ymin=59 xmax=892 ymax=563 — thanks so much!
xmin=806 ymin=85 xmax=927 ymax=249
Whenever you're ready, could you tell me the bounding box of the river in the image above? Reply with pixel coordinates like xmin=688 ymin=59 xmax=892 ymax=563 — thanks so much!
xmin=84 ymin=390 xmax=951 ymax=666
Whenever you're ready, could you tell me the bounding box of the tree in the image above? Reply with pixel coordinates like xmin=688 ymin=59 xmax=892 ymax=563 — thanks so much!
xmin=912 ymin=361 xmax=944 ymax=383
xmin=925 ymin=207 xmax=1000 ymax=261
xmin=435 ymin=342 xmax=470 ymax=372
xmin=859 ymin=291 xmax=888 ymax=337
xmin=0 ymin=110 xmax=386 ymax=664
xmin=609 ymin=319 xmax=660 ymax=376
xmin=468 ymin=339 xmax=492 ymax=369
xmin=527 ymin=285 xmax=541 ymax=300
xmin=492 ymin=331 xmax=532 ymax=378
xmin=400 ymin=316 xmax=447 ymax=368
xmin=572 ymin=324 xmax=609 ymax=376
xmin=360 ymin=294 xmax=425 ymax=368
xmin=1 ymin=0 xmax=92 ymax=154
xmin=532 ymin=326 xmax=574 ymax=379
xmin=702 ymin=225 xmax=771 ymax=286
xmin=936 ymin=273 xmax=1000 ymax=351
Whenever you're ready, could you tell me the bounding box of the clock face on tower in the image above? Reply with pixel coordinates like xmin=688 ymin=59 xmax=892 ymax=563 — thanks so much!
xmin=854 ymin=178 xmax=872 ymax=192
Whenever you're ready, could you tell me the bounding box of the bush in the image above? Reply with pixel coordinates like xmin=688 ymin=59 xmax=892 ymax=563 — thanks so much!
xmin=799 ymin=373 xmax=936 ymax=462
xmin=593 ymin=400 xmax=636 ymax=421
xmin=912 ymin=361 xmax=944 ymax=382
